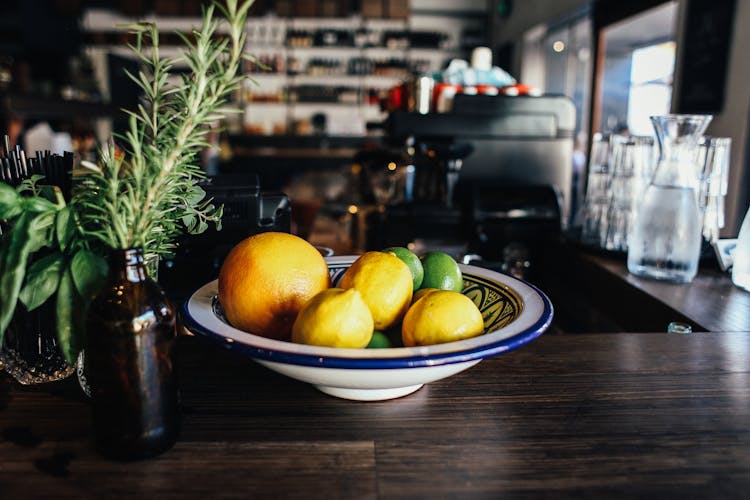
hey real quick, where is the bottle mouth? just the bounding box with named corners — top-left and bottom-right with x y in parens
top-left (650, 114), bottom-right (713, 141)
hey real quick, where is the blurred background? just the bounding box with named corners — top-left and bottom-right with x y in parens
top-left (0, 0), bottom-right (747, 256)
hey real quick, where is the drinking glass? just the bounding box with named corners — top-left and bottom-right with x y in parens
top-left (696, 137), bottom-right (731, 244)
top-left (603, 135), bottom-right (654, 251)
top-left (580, 133), bottom-right (611, 246)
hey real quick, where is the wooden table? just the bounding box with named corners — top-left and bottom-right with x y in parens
top-left (2, 330), bottom-right (749, 498)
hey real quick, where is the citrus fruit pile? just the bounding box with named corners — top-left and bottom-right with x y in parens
top-left (218, 232), bottom-right (485, 348)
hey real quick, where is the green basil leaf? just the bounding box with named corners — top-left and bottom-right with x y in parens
top-left (71, 249), bottom-right (108, 300)
top-left (21, 196), bottom-right (57, 214)
top-left (27, 211), bottom-right (56, 254)
top-left (24, 174), bottom-right (46, 186)
top-left (56, 206), bottom-right (75, 250)
top-left (0, 183), bottom-right (22, 220)
top-left (0, 213), bottom-right (35, 339)
top-left (0, 230), bottom-right (11, 322)
top-left (19, 253), bottom-right (64, 311)
top-left (56, 266), bottom-right (81, 365)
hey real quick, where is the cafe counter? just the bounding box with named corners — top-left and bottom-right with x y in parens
top-left (1, 245), bottom-right (749, 498)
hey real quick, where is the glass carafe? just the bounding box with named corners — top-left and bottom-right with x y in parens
top-left (732, 206), bottom-right (750, 292)
top-left (627, 114), bottom-right (712, 283)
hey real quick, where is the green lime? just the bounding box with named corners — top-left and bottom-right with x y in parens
top-left (366, 331), bottom-right (393, 348)
top-left (383, 246), bottom-right (424, 291)
top-left (420, 251), bottom-right (463, 292)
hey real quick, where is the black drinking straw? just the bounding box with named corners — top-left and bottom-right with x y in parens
top-left (0, 135), bottom-right (73, 194)
top-left (19, 149), bottom-right (28, 178)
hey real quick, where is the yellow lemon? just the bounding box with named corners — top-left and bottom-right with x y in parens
top-left (402, 290), bottom-right (484, 347)
top-left (339, 251), bottom-right (413, 330)
top-left (292, 288), bottom-right (374, 348)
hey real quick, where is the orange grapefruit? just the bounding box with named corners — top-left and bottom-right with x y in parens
top-left (218, 232), bottom-right (330, 340)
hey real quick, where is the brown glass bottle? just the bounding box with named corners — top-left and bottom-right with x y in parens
top-left (85, 248), bottom-right (179, 460)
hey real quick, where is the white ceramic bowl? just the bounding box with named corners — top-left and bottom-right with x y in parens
top-left (183, 255), bottom-right (553, 401)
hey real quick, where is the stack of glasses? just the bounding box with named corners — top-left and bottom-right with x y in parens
top-left (579, 134), bottom-right (656, 251)
top-left (579, 133), bottom-right (730, 252)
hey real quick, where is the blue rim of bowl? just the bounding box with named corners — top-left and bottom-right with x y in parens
top-left (182, 261), bottom-right (553, 369)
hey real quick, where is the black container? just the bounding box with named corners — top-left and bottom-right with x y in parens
top-left (85, 248), bottom-right (179, 461)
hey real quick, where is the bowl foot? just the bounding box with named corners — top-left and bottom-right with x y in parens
top-left (315, 384), bottom-right (424, 401)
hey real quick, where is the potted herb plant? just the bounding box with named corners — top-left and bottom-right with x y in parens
top-left (0, 177), bottom-right (107, 382)
top-left (0, 0), bottom-right (255, 458)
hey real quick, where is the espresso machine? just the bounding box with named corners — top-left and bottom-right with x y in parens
top-left (364, 94), bottom-right (575, 279)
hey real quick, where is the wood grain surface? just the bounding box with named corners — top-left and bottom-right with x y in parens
top-left (2, 331), bottom-right (750, 498)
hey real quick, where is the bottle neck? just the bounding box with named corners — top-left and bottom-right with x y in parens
top-left (650, 114), bottom-right (712, 189)
top-left (653, 139), bottom-right (701, 189)
top-left (658, 136), bottom-right (700, 163)
top-left (110, 248), bottom-right (148, 283)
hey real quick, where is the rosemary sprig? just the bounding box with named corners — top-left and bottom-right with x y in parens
top-left (75, 0), bottom-right (253, 257)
